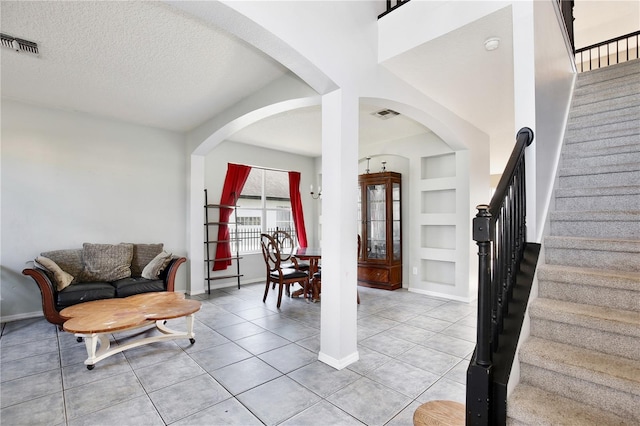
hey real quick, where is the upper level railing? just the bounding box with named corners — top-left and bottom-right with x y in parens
top-left (575, 30), bottom-right (640, 72)
top-left (378, 0), bottom-right (410, 19)
top-left (466, 128), bottom-right (536, 425)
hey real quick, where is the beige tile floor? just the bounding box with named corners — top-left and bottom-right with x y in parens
top-left (0, 283), bottom-right (475, 425)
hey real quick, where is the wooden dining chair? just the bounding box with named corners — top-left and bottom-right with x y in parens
top-left (272, 230), bottom-right (309, 271)
top-left (271, 229), bottom-right (309, 297)
top-left (260, 233), bottom-right (310, 308)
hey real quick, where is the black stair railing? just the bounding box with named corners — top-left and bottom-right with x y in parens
top-left (557, 0), bottom-right (575, 52)
top-left (466, 127), bottom-right (535, 425)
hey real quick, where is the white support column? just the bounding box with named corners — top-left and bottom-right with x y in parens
top-left (318, 88), bottom-right (359, 370)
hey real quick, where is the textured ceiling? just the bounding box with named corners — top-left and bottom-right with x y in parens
top-left (0, 1), bottom-right (288, 132)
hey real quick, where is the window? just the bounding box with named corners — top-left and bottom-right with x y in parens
top-left (232, 168), bottom-right (295, 253)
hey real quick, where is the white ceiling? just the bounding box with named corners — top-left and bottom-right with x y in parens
top-left (2, 1), bottom-right (612, 163)
top-left (0, 1), bottom-right (287, 132)
top-left (1, 1), bottom-right (439, 157)
top-left (381, 6), bottom-right (515, 142)
top-left (229, 104), bottom-right (431, 157)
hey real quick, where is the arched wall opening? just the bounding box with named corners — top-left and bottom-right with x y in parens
top-left (188, 96), bottom-right (322, 296)
top-left (189, 92), bottom-right (487, 304)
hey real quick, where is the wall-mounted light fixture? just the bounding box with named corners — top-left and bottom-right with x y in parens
top-left (310, 185), bottom-right (321, 199)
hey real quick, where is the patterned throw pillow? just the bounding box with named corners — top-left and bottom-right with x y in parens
top-left (40, 249), bottom-right (84, 283)
top-left (35, 256), bottom-right (74, 291)
top-left (82, 243), bottom-right (134, 282)
top-left (128, 243), bottom-right (164, 277)
top-left (141, 251), bottom-right (173, 280)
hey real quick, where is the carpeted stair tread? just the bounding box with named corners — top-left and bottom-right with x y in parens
top-left (554, 185), bottom-right (640, 212)
top-left (529, 298), bottom-right (640, 338)
top-left (575, 59), bottom-right (640, 86)
top-left (563, 134), bottom-right (640, 152)
top-left (544, 235), bottom-right (640, 252)
top-left (507, 384), bottom-right (634, 426)
top-left (570, 93), bottom-right (640, 118)
top-left (537, 270), bottom-right (640, 313)
top-left (567, 108), bottom-right (640, 130)
top-left (550, 210), bottom-right (640, 221)
top-left (543, 236), bottom-right (640, 271)
top-left (519, 337), bottom-right (640, 396)
top-left (562, 143), bottom-right (639, 159)
top-left (555, 185), bottom-right (640, 197)
top-left (562, 153), bottom-right (640, 170)
top-left (557, 163), bottom-right (639, 189)
top-left (575, 85), bottom-right (640, 101)
top-left (574, 60), bottom-right (640, 100)
top-left (537, 264), bottom-right (640, 291)
top-left (565, 119), bottom-right (640, 140)
top-left (564, 127), bottom-right (639, 144)
top-left (558, 162), bottom-right (640, 177)
top-left (549, 210), bottom-right (640, 238)
top-left (574, 68), bottom-right (640, 92)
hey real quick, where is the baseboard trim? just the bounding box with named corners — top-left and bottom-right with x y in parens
top-left (318, 350), bottom-right (359, 370)
top-left (408, 287), bottom-right (475, 303)
top-left (1, 311), bottom-right (43, 323)
top-left (188, 278), bottom-right (263, 296)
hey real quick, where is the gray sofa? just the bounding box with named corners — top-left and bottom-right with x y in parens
top-left (22, 243), bottom-right (186, 327)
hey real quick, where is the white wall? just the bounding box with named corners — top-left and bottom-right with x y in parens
top-left (533, 0), bottom-right (576, 242)
top-left (378, 0), bottom-right (510, 63)
top-left (507, 0), bottom-right (576, 397)
top-left (573, 0), bottom-right (640, 49)
top-left (199, 139), bottom-right (317, 293)
top-left (359, 131), bottom-right (488, 302)
top-left (0, 100), bottom-right (187, 321)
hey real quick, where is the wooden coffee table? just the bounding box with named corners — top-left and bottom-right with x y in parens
top-left (60, 292), bottom-right (201, 370)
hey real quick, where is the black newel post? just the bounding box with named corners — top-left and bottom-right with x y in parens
top-left (474, 205), bottom-right (493, 365)
top-left (467, 205), bottom-right (493, 425)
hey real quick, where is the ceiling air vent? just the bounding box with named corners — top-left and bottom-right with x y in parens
top-left (372, 109), bottom-right (400, 120)
top-left (1, 33), bottom-right (39, 56)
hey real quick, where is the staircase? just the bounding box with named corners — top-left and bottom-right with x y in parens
top-left (507, 59), bottom-right (640, 425)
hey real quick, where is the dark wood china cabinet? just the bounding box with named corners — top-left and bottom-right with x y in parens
top-left (357, 171), bottom-right (402, 290)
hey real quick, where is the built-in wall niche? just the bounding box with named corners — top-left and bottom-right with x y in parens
top-left (421, 189), bottom-right (456, 214)
top-left (421, 225), bottom-right (456, 249)
top-left (421, 259), bottom-right (455, 286)
top-left (421, 153), bottom-right (456, 179)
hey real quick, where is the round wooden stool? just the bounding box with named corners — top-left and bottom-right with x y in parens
top-left (413, 400), bottom-right (465, 426)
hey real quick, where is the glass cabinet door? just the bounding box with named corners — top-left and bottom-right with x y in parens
top-left (392, 182), bottom-right (401, 260)
top-left (366, 183), bottom-right (387, 260)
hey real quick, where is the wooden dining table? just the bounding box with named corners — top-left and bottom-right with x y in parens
top-left (294, 247), bottom-right (321, 301)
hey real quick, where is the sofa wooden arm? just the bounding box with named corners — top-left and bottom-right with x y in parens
top-left (22, 266), bottom-right (67, 327)
top-left (163, 257), bottom-right (186, 292)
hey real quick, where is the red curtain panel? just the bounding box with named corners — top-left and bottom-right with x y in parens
top-left (213, 163), bottom-right (251, 271)
top-left (288, 171), bottom-right (308, 247)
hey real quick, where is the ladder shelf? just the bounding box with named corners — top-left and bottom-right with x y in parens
top-left (204, 189), bottom-right (242, 293)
